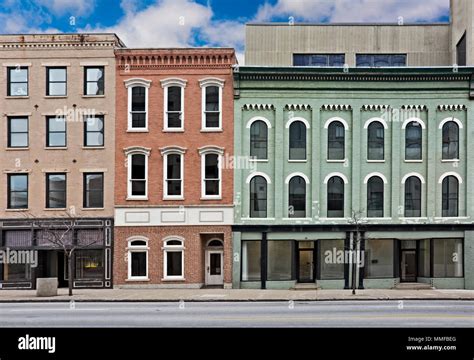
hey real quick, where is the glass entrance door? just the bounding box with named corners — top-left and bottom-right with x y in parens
top-left (298, 241), bottom-right (315, 283)
top-left (401, 250), bottom-right (417, 282)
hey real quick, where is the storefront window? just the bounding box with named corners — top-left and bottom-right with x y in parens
top-left (75, 250), bottom-right (103, 279)
top-left (418, 239), bottom-right (430, 277)
top-left (433, 239), bottom-right (463, 278)
top-left (365, 240), bottom-right (394, 278)
top-left (320, 239), bottom-right (345, 279)
top-left (242, 241), bottom-right (260, 281)
top-left (0, 263), bottom-right (31, 281)
top-left (267, 241), bottom-right (293, 281)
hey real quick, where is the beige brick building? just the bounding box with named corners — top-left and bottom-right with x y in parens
top-left (0, 34), bottom-right (124, 289)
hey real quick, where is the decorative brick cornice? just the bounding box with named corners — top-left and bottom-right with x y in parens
top-left (438, 104), bottom-right (467, 111)
top-left (242, 104), bottom-right (275, 111)
top-left (401, 105), bottom-right (427, 111)
top-left (362, 105), bottom-right (391, 111)
top-left (285, 104), bottom-right (312, 111)
top-left (321, 104), bottom-right (352, 111)
top-left (116, 49), bottom-right (236, 70)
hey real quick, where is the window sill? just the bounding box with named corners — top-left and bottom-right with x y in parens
top-left (163, 197), bottom-right (184, 201)
top-left (82, 95), bottom-right (105, 98)
top-left (126, 278), bottom-right (149, 282)
top-left (288, 159), bottom-right (307, 163)
top-left (200, 129), bottom-right (222, 133)
top-left (201, 196), bottom-right (222, 200)
top-left (326, 159), bottom-right (346, 163)
top-left (163, 129), bottom-right (184, 133)
top-left (5, 208), bottom-right (29, 212)
top-left (404, 160), bottom-right (423, 163)
top-left (249, 159), bottom-right (268, 163)
top-left (441, 159), bottom-right (460, 163)
top-left (81, 207), bottom-right (105, 211)
top-left (82, 146), bottom-right (105, 150)
top-left (126, 197), bottom-right (148, 201)
top-left (367, 160), bottom-right (385, 163)
top-left (5, 96), bottom-right (29, 99)
top-left (44, 208), bottom-right (67, 211)
top-left (5, 147), bottom-right (29, 151)
top-left (44, 147), bottom-right (67, 150)
top-left (161, 277), bottom-right (185, 282)
top-left (127, 129), bottom-right (149, 133)
top-left (44, 95), bottom-right (67, 99)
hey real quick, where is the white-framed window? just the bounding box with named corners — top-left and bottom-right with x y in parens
top-left (125, 78), bottom-right (151, 131)
top-left (161, 78), bottom-right (187, 131)
top-left (127, 238), bottom-right (149, 280)
top-left (199, 146), bottom-right (224, 199)
top-left (125, 147), bottom-right (151, 199)
top-left (163, 237), bottom-right (185, 280)
top-left (199, 78), bottom-right (224, 131)
top-left (160, 146), bottom-right (186, 200)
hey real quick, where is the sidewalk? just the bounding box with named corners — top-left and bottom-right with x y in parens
top-left (0, 288), bottom-right (473, 302)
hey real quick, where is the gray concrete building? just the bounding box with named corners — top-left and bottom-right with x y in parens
top-left (245, 0), bottom-right (472, 67)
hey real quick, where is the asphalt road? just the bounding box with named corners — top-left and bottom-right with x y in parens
top-left (0, 300), bottom-right (472, 327)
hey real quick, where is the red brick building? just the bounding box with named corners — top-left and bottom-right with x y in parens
top-left (114, 49), bottom-right (236, 288)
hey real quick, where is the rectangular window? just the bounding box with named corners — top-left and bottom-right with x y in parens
top-left (203, 153), bottom-right (220, 197)
top-left (418, 239), bottom-right (430, 277)
top-left (204, 86), bottom-right (221, 129)
top-left (83, 173), bottom-right (104, 208)
top-left (1, 263), bottom-right (31, 281)
top-left (267, 241), bottom-right (293, 281)
top-left (433, 239), bottom-right (463, 278)
top-left (129, 154), bottom-right (147, 197)
top-left (320, 240), bottom-right (345, 279)
top-left (165, 86), bottom-right (183, 129)
top-left (7, 174), bottom-right (28, 209)
top-left (7, 67), bottom-right (28, 96)
top-left (84, 66), bottom-right (104, 95)
top-left (84, 116), bottom-right (104, 147)
top-left (356, 54), bottom-right (407, 67)
top-left (130, 86), bottom-right (147, 129)
top-left (75, 250), bottom-right (103, 279)
top-left (7, 117), bottom-right (28, 148)
top-left (46, 116), bottom-right (66, 147)
top-left (293, 54), bottom-right (345, 67)
top-left (46, 67), bottom-right (67, 96)
top-left (456, 32), bottom-right (467, 67)
top-left (131, 252), bottom-right (147, 278)
top-left (46, 173), bottom-right (66, 208)
top-left (242, 241), bottom-right (261, 281)
top-left (165, 153), bottom-right (182, 197)
top-left (166, 251), bottom-right (183, 277)
top-left (365, 239), bottom-right (394, 278)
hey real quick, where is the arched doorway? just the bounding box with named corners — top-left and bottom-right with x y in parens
top-left (205, 239), bottom-right (224, 286)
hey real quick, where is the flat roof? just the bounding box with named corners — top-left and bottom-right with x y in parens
top-left (246, 22), bottom-right (450, 27)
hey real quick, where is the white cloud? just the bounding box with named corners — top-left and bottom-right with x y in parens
top-left (255, 0), bottom-right (449, 23)
top-left (35, 0), bottom-right (96, 15)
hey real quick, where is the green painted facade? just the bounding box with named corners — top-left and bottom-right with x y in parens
top-left (232, 67), bottom-right (474, 290)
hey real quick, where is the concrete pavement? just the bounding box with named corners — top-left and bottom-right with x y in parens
top-left (0, 288), bottom-right (473, 302)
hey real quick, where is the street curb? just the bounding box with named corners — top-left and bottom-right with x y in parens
top-left (0, 297), bottom-right (473, 303)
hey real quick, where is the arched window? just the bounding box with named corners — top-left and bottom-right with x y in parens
top-left (289, 121), bottom-right (306, 160)
top-left (288, 176), bottom-right (306, 218)
top-left (127, 238), bottom-right (148, 280)
top-left (442, 176), bottom-right (459, 217)
top-left (367, 176), bottom-right (384, 217)
top-left (327, 176), bottom-right (344, 217)
top-left (328, 121), bottom-right (345, 160)
top-left (163, 238), bottom-right (185, 279)
top-left (405, 176), bottom-right (421, 217)
top-left (125, 78), bottom-right (151, 131)
top-left (250, 176), bottom-right (267, 218)
top-left (250, 121), bottom-right (268, 159)
top-left (405, 122), bottom-right (422, 160)
top-left (367, 122), bottom-right (384, 160)
top-left (128, 153), bottom-right (147, 198)
top-left (442, 122), bottom-right (459, 160)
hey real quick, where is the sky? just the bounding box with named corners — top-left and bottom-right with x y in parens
top-left (0, 0), bottom-right (451, 63)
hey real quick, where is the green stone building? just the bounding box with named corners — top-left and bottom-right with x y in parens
top-left (232, 67), bottom-right (474, 290)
